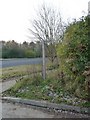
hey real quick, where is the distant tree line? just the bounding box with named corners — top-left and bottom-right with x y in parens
top-left (1, 40), bottom-right (42, 58)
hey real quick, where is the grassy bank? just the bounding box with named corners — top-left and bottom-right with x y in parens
top-left (2, 63), bottom-right (90, 107)
top-left (3, 70), bottom-right (90, 107)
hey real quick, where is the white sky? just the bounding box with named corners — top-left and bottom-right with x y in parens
top-left (0, 0), bottom-right (89, 43)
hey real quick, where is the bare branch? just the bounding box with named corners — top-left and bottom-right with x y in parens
top-left (29, 3), bottom-right (65, 62)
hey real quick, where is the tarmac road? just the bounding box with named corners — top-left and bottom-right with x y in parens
top-left (1, 58), bottom-right (42, 68)
top-left (2, 100), bottom-right (89, 118)
top-left (2, 101), bottom-right (55, 118)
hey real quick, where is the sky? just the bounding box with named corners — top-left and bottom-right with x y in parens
top-left (0, 0), bottom-right (89, 43)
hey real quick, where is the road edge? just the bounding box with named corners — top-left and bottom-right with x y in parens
top-left (2, 97), bottom-right (90, 115)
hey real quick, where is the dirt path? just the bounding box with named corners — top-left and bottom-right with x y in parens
top-left (2, 80), bottom-right (16, 92)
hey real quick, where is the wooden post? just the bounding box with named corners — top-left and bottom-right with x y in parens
top-left (42, 40), bottom-right (46, 80)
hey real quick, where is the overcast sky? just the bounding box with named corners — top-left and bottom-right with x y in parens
top-left (0, 0), bottom-right (89, 43)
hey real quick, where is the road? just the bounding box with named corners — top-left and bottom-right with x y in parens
top-left (1, 58), bottom-right (42, 68)
top-left (2, 101), bottom-right (89, 118)
top-left (2, 101), bottom-right (55, 118)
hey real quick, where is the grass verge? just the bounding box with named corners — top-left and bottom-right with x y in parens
top-left (1, 61), bottom-right (59, 82)
top-left (3, 73), bottom-right (90, 107)
top-left (2, 62), bottom-right (90, 107)
top-left (1, 64), bottom-right (42, 81)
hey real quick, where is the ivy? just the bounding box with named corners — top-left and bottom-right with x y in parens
top-left (57, 15), bottom-right (89, 98)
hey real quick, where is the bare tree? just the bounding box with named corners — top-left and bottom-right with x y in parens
top-left (29, 4), bottom-right (64, 62)
top-left (28, 4), bottom-right (64, 79)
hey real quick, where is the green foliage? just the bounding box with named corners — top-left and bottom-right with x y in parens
top-left (25, 50), bottom-right (36, 58)
top-left (30, 74), bottom-right (42, 86)
top-left (2, 15), bottom-right (90, 107)
top-left (1, 40), bottom-right (42, 58)
top-left (57, 16), bottom-right (89, 98)
top-left (4, 74), bottom-right (88, 106)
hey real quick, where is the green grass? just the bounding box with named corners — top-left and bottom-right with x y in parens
top-left (2, 62), bottom-right (90, 107)
top-left (3, 75), bottom-right (62, 102)
top-left (81, 102), bottom-right (90, 107)
top-left (3, 73), bottom-right (89, 107)
top-left (1, 64), bottom-right (42, 81)
top-left (1, 61), bottom-right (59, 82)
